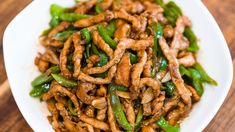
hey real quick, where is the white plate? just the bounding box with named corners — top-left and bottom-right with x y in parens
top-left (3, 0), bottom-right (233, 132)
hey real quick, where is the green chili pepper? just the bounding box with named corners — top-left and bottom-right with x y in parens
top-left (155, 0), bottom-right (164, 7)
top-left (59, 13), bottom-right (90, 22)
top-left (97, 24), bottom-right (117, 49)
top-left (95, 0), bottom-right (103, 14)
top-left (67, 64), bottom-right (74, 71)
top-left (95, 52), bottom-right (109, 67)
top-left (85, 43), bottom-right (91, 59)
top-left (106, 20), bottom-right (116, 37)
top-left (109, 85), bottom-right (133, 131)
top-left (49, 4), bottom-right (66, 27)
top-left (151, 68), bottom-right (157, 78)
top-left (30, 83), bottom-right (50, 97)
top-left (184, 27), bottom-right (199, 52)
top-left (81, 28), bottom-right (91, 44)
top-left (91, 44), bottom-right (100, 55)
top-left (156, 117), bottom-right (180, 132)
top-left (130, 52), bottom-right (138, 64)
top-left (31, 66), bottom-right (60, 87)
top-left (188, 68), bottom-right (204, 96)
top-left (41, 27), bottom-right (53, 36)
top-left (50, 4), bottom-right (67, 17)
top-left (179, 65), bottom-right (191, 77)
top-left (159, 58), bottom-right (168, 71)
top-left (51, 74), bottom-right (77, 88)
top-left (165, 1), bottom-right (182, 16)
top-left (111, 84), bottom-right (129, 91)
top-left (74, 0), bottom-right (80, 3)
top-left (50, 16), bottom-right (61, 27)
top-left (163, 1), bottom-right (182, 26)
top-left (164, 81), bottom-right (175, 97)
top-left (193, 63), bottom-right (217, 85)
top-left (134, 106), bottom-right (143, 130)
top-left (54, 30), bottom-right (76, 41)
top-left (67, 53), bottom-right (74, 63)
top-left (151, 22), bottom-right (163, 57)
top-left (68, 99), bottom-right (78, 116)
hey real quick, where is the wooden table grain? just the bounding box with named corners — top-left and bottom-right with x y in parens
top-left (0, 0), bottom-right (234, 131)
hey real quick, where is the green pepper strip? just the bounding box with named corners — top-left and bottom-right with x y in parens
top-left (109, 85), bottom-right (133, 131)
top-left (179, 65), bottom-right (191, 77)
top-left (81, 28), bottom-right (91, 44)
top-left (85, 43), bottom-right (91, 59)
top-left (68, 99), bottom-right (78, 116)
top-left (151, 22), bottom-right (163, 57)
top-left (156, 117), bottom-right (180, 132)
top-left (50, 16), bottom-right (61, 27)
top-left (134, 106), bottom-right (143, 131)
top-left (95, 0), bottom-right (103, 14)
top-left (159, 58), bottom-right (168, 71)
top-left (59, 13), bottom-right (90, 22)
top-left (188, 68), bottom-right (204, 96)
top-left (30, 83), bottom-right (50, 98)
top-left (184, 27), bottom-right (199, 52)
top-left (163, 1), bottom-right (182, 26)
top-left (194, 63), bottom-right (217, 85)
top-left (165, 1), bottom-right (182, 16)
top-left (31, 66), bottom-right (60, 87)
top-left (97, 24), bottom-right (117, 49)
top-left (54, 30), bottom-right (76, 42)
top-left (130, 52), bottom-right (138, 64)
top-left (106, 20), bottom-right (116, 37)
top-left (151, 68), bottom-right (157, 78)
top-left (112, 84), bottom-right (129, 91)
top-left (41, 27), bottom-right (53, 36)
top-left (164, 81), bottom-right (175, 97)
top-left (155, 0), bottom-right (164, 7)
top-left (51, 74), bottom-right (77, 88)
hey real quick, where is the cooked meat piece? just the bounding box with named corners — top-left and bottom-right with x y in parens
top-left (74, 10), bottom-right (114, 28)
top-left (171, 16), bottom-right (191, 56)
top-left (124, 1), bottom-right (145, 14)
top-left (59, 36), bottom-right (73, 78)
top-left (164, 25), bottom-right (174, 38)
top-left (142, 125), bottom-right (155, 132)
top-left (73, 34), bottom-right (85, 77)
top-left (151, 94), bottom-right (165, 114)
top-left (115, 52), bottom-right (131, 87)
top-left (96, 85), bottom-right (107, 97)
top-left (139, 78), bottom-right (161, 91)
top-left (80, 114), bottom-right (110, 131)
top-left (75, 0), bottom-right (97, 14)
top-left (40, 36), bottom-right (63, 48)
top-left (86, 55), bottom-right (100, 68)
top-left (186, 84), bottom-right (200, 102)
top-left (123, 100), bottom-right (135, 126)
top-left (49, 22), bottom-right (71, 38)
top-left (130, 50), bottom-right (147, 99)
top-left (143, 102), bottom-right (152, 116)
top-left (114, 22), bottom-right (131, 40)
top-left (85, 106), bottom-right (95, 118)
top-left (83, 37), bottom-right (153, 75)
top-left (92, 31), bottom-right (114, 59)
top-left (78, 65), bottom-right (117, 84)
top-left (91, 97), bottom-right (107, 109)
top-left (76, 82), bottom-right (96, 104)
top-left (159, 37), bottom-right (192, 104)
top-left (143, 60), bottom-right (152, 77)
top-left (178, 52), bottom-right (196, 67)
top-left (42, 49), bottom-right (59, 65)
top-left (96, 107), bottom-right (107, 121)
top-left (34, 53), bottom-right (49, 72)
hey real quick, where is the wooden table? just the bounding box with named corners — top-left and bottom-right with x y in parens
top-left (0, 0), bottom-right (234, 131)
